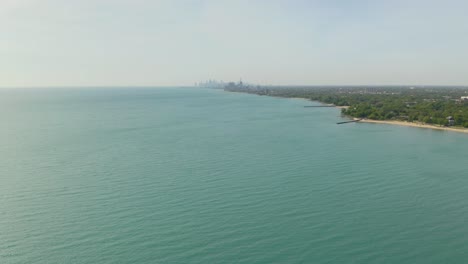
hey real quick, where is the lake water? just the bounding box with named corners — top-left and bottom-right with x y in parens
top-left (1, 87), bottom-right (468, 263)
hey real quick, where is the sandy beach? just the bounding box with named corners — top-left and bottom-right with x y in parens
top-left (359, 119), bottom-right (468, 134)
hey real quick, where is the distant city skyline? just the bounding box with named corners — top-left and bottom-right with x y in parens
top-left (1, 0), bottom-right (468, 87)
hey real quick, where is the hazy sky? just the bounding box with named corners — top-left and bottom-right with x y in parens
top-left (1, 0), bottom-right (468, 87)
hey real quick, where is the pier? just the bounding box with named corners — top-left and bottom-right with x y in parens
top-left (337, 119), bottom-right (362, 125)
top-left (304, 105), bottom-right (335, 108)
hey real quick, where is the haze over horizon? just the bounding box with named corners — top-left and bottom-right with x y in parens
top-left (1, 0), bottom-right (468, 87)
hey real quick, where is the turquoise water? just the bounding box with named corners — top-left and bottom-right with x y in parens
top-left (1, 87), bottom-right (468, 263)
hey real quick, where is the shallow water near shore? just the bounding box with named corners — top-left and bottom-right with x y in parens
top-left (1, 87), bottom-right (468, 263)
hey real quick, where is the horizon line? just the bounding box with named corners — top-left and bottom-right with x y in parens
top-left (1, 84), bottom-right (468, 89)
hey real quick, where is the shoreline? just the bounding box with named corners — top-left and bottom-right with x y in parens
top-left (224, 90), bottom-right (468, 135)
top-left (281, 95), bottom-right (468, 135)
top-left (359, 119), bottom-right (468, 134)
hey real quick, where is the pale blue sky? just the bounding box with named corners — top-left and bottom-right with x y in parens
top-left (1, 0), bottom-right (468, 87)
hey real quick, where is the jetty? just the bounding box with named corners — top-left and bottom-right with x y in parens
top-left (337, 119), bottom-right (362, 125)
top-left (304, 105), bottom-right (335, 108)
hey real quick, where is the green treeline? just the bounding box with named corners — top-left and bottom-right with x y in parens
top-left (224, 85), bottom-right (468, 128)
